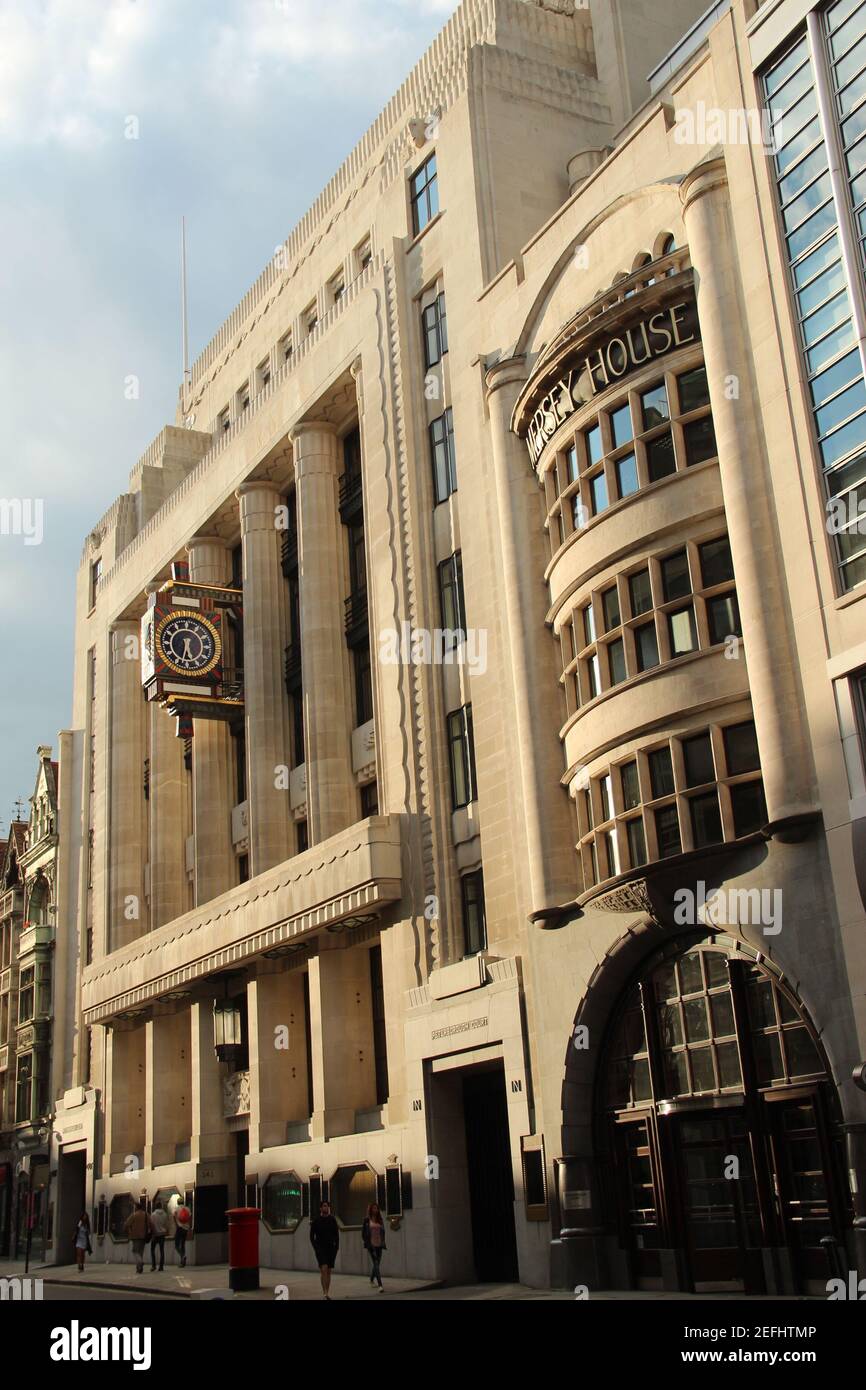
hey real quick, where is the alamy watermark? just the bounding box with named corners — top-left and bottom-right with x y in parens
top-left (378, 622), bottom-right (487, 676)
top-left (673, 878), bottom-right (782, 936)
top-left (0, 498), bottom-right (43, 545)
top-left (673, 101), bottom-right (781, 155)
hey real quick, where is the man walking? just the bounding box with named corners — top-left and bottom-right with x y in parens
top-left (124, 1200), bottom-right (152, 1275)
top-left (174, 1201), bottom-right (192, 1267)
top-left (150, 1199), bottom-right (168, 1271)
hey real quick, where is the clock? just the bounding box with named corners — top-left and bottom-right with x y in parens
top-left (155, 609), bottom-right (222, 677)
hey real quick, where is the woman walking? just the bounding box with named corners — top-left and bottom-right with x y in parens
top-left (362, 1202), bottom-right (386, 1292)
top-left (309, 1200), bottom-right (339, 1299)
top-left (73, 1211), bottom-right (92, 1272)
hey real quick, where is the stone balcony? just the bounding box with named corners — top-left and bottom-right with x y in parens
top-left (81, 814), bottom-right (403, 1025)
top-left (18, 923), bottom-right (55, 958)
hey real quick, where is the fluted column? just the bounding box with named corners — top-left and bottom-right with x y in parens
top-left (486, 359), bottom-right (577, 916)
top-left (148, 672), bottom-right (187, 929)
top-left (236, 481), bottom-right (291, 874)
top-left (680, 160), bottom-right (815, 825)
top-left (109, 619), bottom-right (147, 950)
top-left (187, 536), bottom-right (235, 903)
top-left (291, 422), bottom-right (356, 843)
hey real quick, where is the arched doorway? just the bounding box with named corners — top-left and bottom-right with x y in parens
top-left (596, 933), bottom-right (850, 1293)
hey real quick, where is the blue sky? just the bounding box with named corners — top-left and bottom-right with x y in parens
top-left (0, 0), bottom-right (454, 829)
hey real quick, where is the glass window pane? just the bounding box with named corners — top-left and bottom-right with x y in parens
top-left (621, 761), bottom-right (640, 810)
top-left (636, 621), bottom-right (660, 671)
top-left (711, 992), bottom-right (736, 1037)
top-left (565, 445), bottom-right (578, 482)
top-left (608, 637), bottom-right (627, 685)
top-left (785, 1025), bottom-right (822, 1077)
top-left (665, 1049), bottom-right (691, 1095)
top-left (661, 549), bottom-right (690, 601)
top-left (717, 1040), bottom-right (742, 1088)
top-left (793, 231), bottom-right (841, 290)
top-left (683, 732), bottom-right (714, 787)
top-left (819, 408), bottom-right (866, 467)
top-left (684, 997), bottom-right (710, 1042)
top-left (668, 605), bottom-right (698, 655)
top-left (690, 790), bottom-right (723, 848)
top-left (730, 780), bottom-right (767, 836)
top-left (778, 143), bottom-right (828, 206)
top-left (658, 1002), bottom-right (683, 1047)
top-left (616, 452), bottom-right (639, 498)
top-left (801, 287), bottom-right (852, 347)
top-left (723, 721), bottom-right (760, 774)
top-left (690, 1047), bottom-right (715, 1092)
top-left (629, 569), bottom-right (653, 615)
top-left (753, 1030), bottom-right (785, 1084)
top-left (678, 366), bottom-right (710, 413)
top-left (641, 382), bottom-right (669, 428)
top-left (766, 59), bottom-right (812, 123)
top-left (649, 746), bottom-right (674, 798)
top-left (590, 471), bottom-right (609, 515)
top-left (782, 170), bottom-right (832, 235)
top-left (809, 346), bottom-right (862, 407)
top-left (815, 379), bottom-right (866, 437)
top-left (699, 536), bottom-right (734, 587)
top-left (684, 416), bottom-right (718, 466)
top-left (679, 952), bottom-right (704, 995)
top-left (764, 39), bottom-right (808, 98)
top-left (646, 431), bottom-right (676, 481)
top-left (602, 586), bottom-right (621, 631)
top-left (585, 423), bottom-right (602, 466)
top-left (611, 403), bottom-right (633, 447)
top-left (705, 953), bottom-right (728, 989)
top-left (583, 602), bottom-right (596, 645)
top-left (627, 816), bottom-right (647, 867)
top-left (707, 593), bottom-right (741, 644)
top-left (787, 200), bottom-right (838, 261)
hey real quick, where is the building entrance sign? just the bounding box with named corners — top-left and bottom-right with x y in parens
top-left (521, 296), bottom-right (699, 464)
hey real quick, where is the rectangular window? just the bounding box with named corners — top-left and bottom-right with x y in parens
top-left (360, 781), bottom-right (379, 817)
top-left (629, 569), bottom-right (653, 616)
top-left (430, 408), bottom-right (457, 503)
top-left (15, 1053), bottom-right (33, 1124)
top-left (369, 945), bottom-right (389, 1105)
top-left (566, 445), bottom-right (579, 483)
top-left (608, 636), bottom-right (627, 685)
top-left (296, 819), bottom-right (308, 854)
top-left (649, 746), bottom-right (675, 799)
top-left (438, 551), bottom-right (466, 641)
top-left (667, 604), bottom-right (698, 656)
top-left (678, 365), bottom-right (711, 413)
top-left (292, 692), bottom-right (305, 767)
top-left (661, 549), bottom-right (691, 601)
top-left (641, 382), bottom-right (670, 428)
top-left (683, 732), bottom-right (715, 787)
top-left (280, 333), bottom-right (293, 363)
top-left (699, 536), bottom-right (734, 587)
top-left (590, 471), bottom-right (608, 515)
top-left (354, 644), bottom-right (373, 725)
top-left (730, 781), bottom-right (767, 836)
top-left (723, 721), bottom-right (760, 775)
top-left (18, 966), bottom-right (35, 1023)
top-left (422, 292), bottom-right (448, 367)
top-left (604, 828), bottom-right (621, 877)
top-left (655, 805), bottom-right (682, 858)
top-left (411, 154), bottom-right (439, 235)
top-left (584, 423), bottom-right (602, 466)
top-left (599, 773), bottom-right (614, 822)
top-left (601, 586), bottom-right (621, 631)
top-left (684, 416), bottom-right (718, 466)
top-left (690, 791), bottom-right (723, 848)
top-left (635, 620), bottom-right (660, 671)
top-left (447, 704), bottom-right (476, 809)
top-left (646, 431), bottom-right (676, 481)
top-left (583, 602), bottom-right (597, 646)
top-left (258, 356), bottom-right (271, 392)
top-left (611, 402), bottom-right (633, 447)
top-left (620, 760), bottom-right (640, 810)
top-left (461, 869), bottom-right (487, 956)
top-left (89, 558), bottom-right (102, 609)
top-left (627, 816), bottom-right (648, 867)
top-left (615, 451), bottom-right (639, 499)
top-left (707, 593), bottom-right (742, 644)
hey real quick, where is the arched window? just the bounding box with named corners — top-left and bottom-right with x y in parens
top-left (595, 934), bottom-right (848, 1294)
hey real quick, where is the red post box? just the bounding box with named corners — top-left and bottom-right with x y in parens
top-left (226, 1207), bottom-right (261, 1291)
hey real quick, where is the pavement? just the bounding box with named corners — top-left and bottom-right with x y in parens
top-left (0, 1259), bottom-right (820, 1301)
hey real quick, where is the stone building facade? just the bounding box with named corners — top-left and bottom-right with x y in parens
top-left (57, 0), bottom-right (866, 1291)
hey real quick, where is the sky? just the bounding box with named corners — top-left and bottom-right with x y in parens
top-left (0, 0), bottom-right (455, 831)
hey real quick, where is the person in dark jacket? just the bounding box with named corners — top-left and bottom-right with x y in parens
top-left (361, 1202), bottom-right (386, 1291)
top-left (73, 1211), bottom-right (92, 1272)
top-left (309, 1201), bottom-right (339, 1299)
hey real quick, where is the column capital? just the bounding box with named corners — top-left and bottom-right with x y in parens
top-left (187, 533), bottom-right (229, 553)
top-left (236, 478), bottom-right (281, 500)
top-left (679, 156), bottom-right (728, 218)
top-left (485, 353), bottom-right (528, 399)
top-left (109, 616), bottom-right (140, 633)
top-left (288, 419), bottom-right (339, 446)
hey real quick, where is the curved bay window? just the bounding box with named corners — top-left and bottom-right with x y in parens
top-left (575, 718), bottom-right (766, 890)
top-left (544, 362), bottom-right (717, 558)
top-left (597, 936), bottom-right (849, 1293)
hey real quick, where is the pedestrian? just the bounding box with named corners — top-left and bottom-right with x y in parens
top-left (309, 1200), bottom-right (339, 1299)
top-left (149, 1198), bottom-right (168, 1271)
top-left (174, 1201), bottom-right (191, 1267)
top-left (73, 1211), bottom-right (92, 1272)
top-left (124, 1199), bottom-right (152, 1274)
top-left (362, 1202), bottom-right (386, 1292)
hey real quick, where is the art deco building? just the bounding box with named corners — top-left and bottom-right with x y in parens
top-left (54, 0), bottom-right (866, 1292)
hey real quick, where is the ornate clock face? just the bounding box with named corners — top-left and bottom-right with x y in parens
top-left (156, 610), bottom-right (221, 676)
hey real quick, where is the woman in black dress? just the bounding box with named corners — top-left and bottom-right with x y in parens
top-left (309, 1201), bottom-right (339, 1299)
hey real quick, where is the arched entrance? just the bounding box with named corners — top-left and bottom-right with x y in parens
top-left (595, 933), bottom-right (850, 1293)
